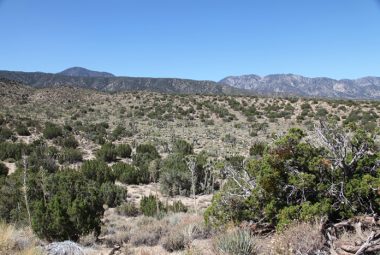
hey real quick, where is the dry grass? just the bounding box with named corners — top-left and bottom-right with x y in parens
top-left (264, 221), bottom-right (326, 255)
top-left (0, 222), bottom-right (41, 255)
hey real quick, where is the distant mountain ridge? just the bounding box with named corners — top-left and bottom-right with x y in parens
top-left (0, 69), bottom-right (246, 95)
top-left (219, 74), bottom-right (380, 99)
top-left (58, 67), bottom-right (115, 78)
top-left (1, 67), bottom-right (380, 99)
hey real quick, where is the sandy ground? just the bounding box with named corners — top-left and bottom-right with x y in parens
top-left (122, 182), bottom-right (213, 211)
top-left (3, 162), bottom-right (16, 175)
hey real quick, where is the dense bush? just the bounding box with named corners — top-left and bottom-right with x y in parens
top-left (0, 142), bottom-right (27, 161)
top-left (31, 169), bottom-right (106, 241)
top-left (81, 160), bottom-right (115, 184)
top-left (100, 182), bottom-right (126, 207)
top-left (111, 125), bottom-right (126, 140)
top-left (43, 122), bottom-right (63, 139)
top-left (205, 127), bottom-right (380, 230)
top-left (96, 143), bottom-right (117, 162)
top-left (249, 142), bottom-right (266, 156)
top-left (167, 200), bottom-right (188, 213)
top-left (140, 195), bottom-right (165, 217)
top-left (112, 162), bottom-right (149, 184)
top-left (27, 145), bottom-right (58, 173)
top-left (116, 144), bottom-right (132, 158)
top-left (0, 127), bottom-right (13, 141)
top-left (58, 148), bottom-right (83, 164)
top-left (0, 162), bottom-right (8, 176)
top-left (159, 154), bottom-right (191, 196)
top-left (133, 143), bottom-right (160, 176)
top-left (15, 124), bottom-right (30, 136)
top-left (173, 139), bottom-right (193, 155)
top-left (160, 152), bottom-right (214, 196)
top-left (0, 171), bottom-right (28, 224)
top-left (61, 136), bottom-right (79, 148)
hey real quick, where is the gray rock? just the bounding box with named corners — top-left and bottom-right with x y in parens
top-left (45, 241), bottom-right (84, 255)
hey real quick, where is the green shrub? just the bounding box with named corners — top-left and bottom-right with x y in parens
top-left (111, 125), bottom-right (126, 140)
top-left (112, 162), bottom-right (148, 184)
top-left (0, 162), bottom-right (8, 176)
top-left (0, 142), bottom-right (26, 161)
top-left (0, 127), bottom-right (13, 141)
top-left (140, 195), bottom-right (165, 217)
top-left (96, 143), bottom-right (117, 162)
top-left (43, 122), bottom-right (63, 139)
top-left (249, 142), bottom-right (266, 156)
top-left (205, 127), bottom-right (380, 229)
top-left (160, 152), bottom-right (213, 196)
top-left (167, 201), bottom-right (188, 213)
top-left (173, 139), bottom-right (193, 155)
top-left (31, 169), bottom-right (106, 241)
top-left (81, 160), bottom-right (115, 184)
top-left (116, 202), bottom-right (140, 217)
top-left (100, 182), bottom-right (126, 207)
top-left (27, 145), bottom-right (58, 173)
top-left (159, 154), bottom-right (191, 196)
top-left (116, 144), bottom-right (132, 158)
top-left (58, 148), bottom-right (83, 164)
top-left (15, 124), bottom-right (30, 136)
top-left (133, 144), bottom-right (160, 178)
top-left (61, 136), bottom-right (79, 148)
top-left (0, 171), bottom-right (28, 223)
top-left (214, 229), bottom-right (257, 255)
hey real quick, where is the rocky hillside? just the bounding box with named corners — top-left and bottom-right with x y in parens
top-left (219, 74), bottom-right (380, 99)
top-left (58, 67), bottom-right (115, 78)
top-left (0, 70), bottom-right (247, 95)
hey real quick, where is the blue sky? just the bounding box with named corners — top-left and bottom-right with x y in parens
top-left (0, 0), bottom-right (379, 80)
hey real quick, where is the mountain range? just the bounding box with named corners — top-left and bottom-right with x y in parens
top-left (1, 67), bottom-right (380, 99)
top-left (220, 74), bottom-right (380, 99)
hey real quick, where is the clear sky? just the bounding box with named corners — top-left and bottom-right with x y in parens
top-left (0, 0), bottom-right (379, 81)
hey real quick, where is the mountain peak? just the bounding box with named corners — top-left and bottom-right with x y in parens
top-left (58, 67), bottom-right (115, 78)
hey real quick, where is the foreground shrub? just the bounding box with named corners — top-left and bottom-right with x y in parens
top-left (159, 154), bottom-right (191, 196)
top-left (140, 195), bottom-right (165, 217)
top-left (173, 139), bottom-right (193, 155)
top-left (27, 145), bottom-right (58, 173)
top-left (31, 170), bottom-right (105, 241)
top-left (205, 126), bottom-right (380, 229)
top-left (160, 152), bottom-right (212, 196)
top-left (249, 141), bottom-right (266, 156)
top-left (43, 122), bottom-right (63, 139)
top-left (133, 143), bottom-right (160, 182)
top-left (161, 229), bottom-right (187, 252)
top-left (0, 162), bottom-right (8, 176)
top-left (96, 143), bottom-right (117, 162)
top-left (214, 229), bottom-right (257, 255)
top-left (81, 160), bottom-right (115, 184)
top-left (0, 142), bottom-right (26, 161)
top-left (100, 182), bottom-right (126, 207)
top-left (58, 148), bottom-right (83, 164)
top-left (112, 162), bottom-right (146, 184)
top-left (15, 124), bottom-right (30, 136)
top-left (61, 136), bottom-right (79, 148)
top-left (0, 127), bottom-right (13, 141)
top-left (116, 144), bottom-right (132, 158)
top-left (167, 201), bottom-right (188, 213)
